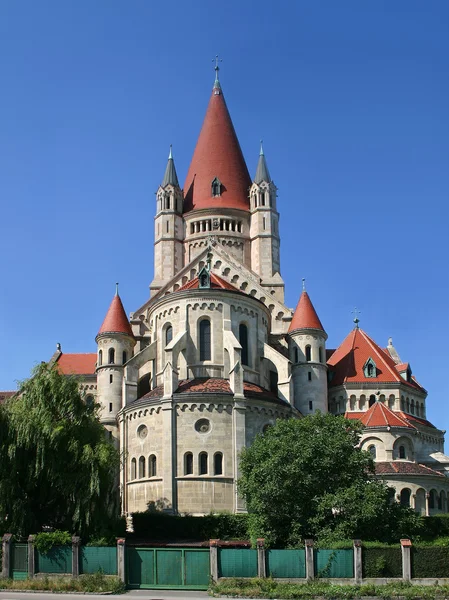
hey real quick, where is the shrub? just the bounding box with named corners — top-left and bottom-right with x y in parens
top-left (412, 546), bottom-right (449, 578)
top-left (362, 545), bottom-right (402, 578)
top-left (34, 530), bottom-right (72, 554)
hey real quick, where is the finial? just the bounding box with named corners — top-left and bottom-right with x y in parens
top-left (351, 307), bottom-right (361, 329)
top-left (56, 342), bottom-right (61, 352)
top-left (302, 278), bottom-right (306, 291)
top-left (213, 54), bottom-right (222, 88)
top-left (115, 282), bottom-right (119, 296)
top-left (388, 337), bottom-right (393, 346)
top-left (168, 144), bottom-right (173, 160)
top-left (260, 139), bottom-right (264, 156)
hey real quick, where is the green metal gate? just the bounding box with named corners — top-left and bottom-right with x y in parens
top-left (11, 543), bottom-right (28, 580)
top-left (126, 547), bottom-right (209, 589)
top-left (315, 549), bottom-right (354, 578)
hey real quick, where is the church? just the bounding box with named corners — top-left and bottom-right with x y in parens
top-left (7, 65), bottom-right (449, 517)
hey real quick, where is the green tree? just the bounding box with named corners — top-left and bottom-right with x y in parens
top-left (238, 413), bottom-right (420, 546)
top-left (0, 363), bottom-right (119, 537)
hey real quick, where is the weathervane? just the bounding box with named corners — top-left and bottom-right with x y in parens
top-left (302, 278), bottom-right (306, 291)
top-left (213, 54), bottom-right (222, 85)
top-left (351, 307), bottom-right (361, 328)
top-left (115, 282), bottom-right (119, 296)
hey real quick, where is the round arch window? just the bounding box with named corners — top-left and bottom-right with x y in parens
top-left (195, 419), bottom-right (211, 434)
top-left (137, 425), bottom-right (148, 439)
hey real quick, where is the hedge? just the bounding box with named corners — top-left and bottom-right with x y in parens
top-left (419, 515), bottom-right (449, 540)
top-left (412, 546), bottom-right (449, 578)
top-left (362, 545), bottom-right (402, 578)
top-left (130, 512), bottom-right (249, 541)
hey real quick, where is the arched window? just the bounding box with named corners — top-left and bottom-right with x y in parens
top-left (369, 394), bottom-right (376, 407)
top-left (411, 399), bottom-right (415, 415)
top-left (165, 325), bottom-right (173, 347)
top-left (368, 445), bottom-right (377, 459)
top-left (367, 363), bottom-right (374, 376)
top-left (429, 490), bottom-right (437, 510)
top-left (108, 347), bottom-right (115, 364)
top-left (85, 395), bottom-right (94, 407)
top-left (199, 452), bottom-right (208, 475)
top-left (294, 347), bottom-right (299, 363)
top-left (122, 351), bottom-right (127, 365)
top-left (98, 350), bottom-right (103, 366)
top-left (406, 398), bottom-right (410, 413)
top-left (319, 347), bottom-right (323, 363)
top-left (199, 320), bottom-right (211, 361)
top-left (400, 396), bottom-right (405, 411)
top-left (239, 324), bottom-right (249, 366)
top-left (214, 452), bottom-right (223, 475)
top-left (421, 402), bottom-right (425, 417)
top-left (305, 345), bottom-right (311, 362)
top-left (149, 455), bottom-right (157, 477)
top-left (400, 488), bottom-right (411, 507)
top-left (184, 452), bottom-right (193, 475)
top-left (138, 456), bottom-right (145, 479)
top-left (399, 445), bottom-right (406, 459)
top-left (130, 458), bottom-right (136, 481)
top-left (415, 403), bottom-right (420, 417)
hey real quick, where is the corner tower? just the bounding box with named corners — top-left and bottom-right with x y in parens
top-left (250, 143), bottom-right (284, 302)
top-left (150, 148), bottom-right (185, 296)
top-left (96, 286), bottom-right (136, 442)
top-left (288, 283), bottom-right (328, 414)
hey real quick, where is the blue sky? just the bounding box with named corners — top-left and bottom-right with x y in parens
top-left (0, 1), bottom-right (448, 441)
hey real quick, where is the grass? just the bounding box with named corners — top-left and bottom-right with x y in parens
top-left (0, 572), bottom-right (125, 594)
top-left (210, 577), bottom-right (449, 598)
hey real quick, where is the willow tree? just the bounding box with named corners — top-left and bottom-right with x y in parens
top-left (0, 363), bottom-right (119, 536)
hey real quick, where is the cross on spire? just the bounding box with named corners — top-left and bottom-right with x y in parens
top-left (351, 307), bottom-right (361, 328)
top-left (302, 278), bottom-right (306, 291)
top-left (115, 282), bottom-right (119, 296)
top-left (213, 54), bottom-right (222, 88)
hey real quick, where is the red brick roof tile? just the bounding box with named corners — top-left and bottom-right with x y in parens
top-left (56, 353), bottom-right (97, 375)
top-left (0, 391), bottom-right (15, 403)
top-left (97, 294), bottom-right (133, 338)
top-left (327, 328), bottom-right (424, 391)
top-left (375, 461), bottom-right (444, 477)
top-left (288, 291), bottom-right (325, 333)
top-left (183, 84), bottom-right (251, 213)
top-left (178, 273), bottom-right (237, 292)
top-left (344, 402), bottom-right (414, 429)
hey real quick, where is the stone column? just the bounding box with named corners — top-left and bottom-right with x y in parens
top-left (257, 539), bottom-right (266, 578)
top-left (232, 399), bottom-right (247, 513)
top-left (400, 539), bottom-right (412, 582)
top-left (161, 397), bottom-right (176, 513)
top-left (353, 539), bottom-right (362, 584)
top-left (411, 494), bottom-right (416, 510)
top-left (117, 538), bottom-right (126, 583)
top-left (71, 536), bottom-right (81, 577)
top-left (425, 492), bottom-right (430, 516)
top-left (1, 534), bottom-right (12, 579)
top-left (27, 535), bottom-right (35, 578)
top-left (209, 540), bottom-right (219, 582)
top-left (305, 539), bottom-right (314, 581)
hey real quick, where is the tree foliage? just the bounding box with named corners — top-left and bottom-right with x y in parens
top-left (238, 413), bottom-right (421, 546)
top-left (0, 363), bottom-right (119, 537)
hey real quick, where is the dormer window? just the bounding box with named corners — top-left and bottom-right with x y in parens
top-left (211, 177), bottom-right (222, 197)
top-left (364, 357), bottom-right (377, 378)
top-left (198, 266), bottom-right (210, 289)
top-left (406, 365), bottom-right (412, 383)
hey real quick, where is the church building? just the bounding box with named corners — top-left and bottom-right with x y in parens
top-left (3, 65), bottom-right (448, 517)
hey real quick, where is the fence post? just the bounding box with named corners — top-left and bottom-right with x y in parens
top-left (400, 539), bottom-right (412, 582)
top-left (353, 539), bottom-right (362, 584)
top-left (71, 536), bottom-right (80, 577)
top-left (1, 534), bottom-right (12, 578)
top-left (305, 539), bottom-right (314, 581)
top-left (209, 539), bottom-right (219, 582)
top-left (27, 535), bottom-right (35, 578)
top-left (117, 538), bottom-right (126, 583)
top-left (257, 538), bottom-right (266, 578)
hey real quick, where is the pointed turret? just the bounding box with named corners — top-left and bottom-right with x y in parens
top-left (161, 145), bottom-right (179, 188)
top-left (288, 290), bottom-right (325, 334)
top-left (254, 141), bottom-right (271, 184)
top-left (183, 72), bottom-right (251, 213)
top-left (97, 286), bottom-right (133, 338)
top-left (288, 283), bottom-right (328, 415)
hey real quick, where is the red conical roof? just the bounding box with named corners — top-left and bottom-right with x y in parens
top-left (288, 291), bottom-right (325, 333)
top-left (183, 83), bottom-right (251, 213)
top-left (97, 294), bottom-right (133, 337)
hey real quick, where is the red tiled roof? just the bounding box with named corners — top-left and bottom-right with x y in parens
top-left (178, 273), bottom-right (237, 292)
top-left (138, 378), bottom-right (281, 404)
top-left (397, 412), bottom-right (436, 429)
top-left (345, 402), bottom-right (414, 429)
top-left (327, 328), bottom-right (424, 391)
top-left (288, 291), bottom-right (325, 333)
top-left (395, 362), bottom-right (409, 372)
top-left (0, 391), bottom-right (15, 403)
top-left (56, 353), bottom-right (97, 375)
top-left (183, 84), bottom-right (251, 213)
top-left (97, 294), bottom-right (133, 337)
top-left (375, 461), bottom-right (444, 477)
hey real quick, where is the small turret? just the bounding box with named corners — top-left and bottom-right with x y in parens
top-left (150, 147), bottom-right (185, 296)
top-left (249, 142), bottom-right (284, 302)
top-left (96, 285), bottom-right (136, 442)
top-left (288, 281), bottom-right (328, 414)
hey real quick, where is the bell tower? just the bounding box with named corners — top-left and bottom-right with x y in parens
top-left (150, 147), bottom-right (185, 297)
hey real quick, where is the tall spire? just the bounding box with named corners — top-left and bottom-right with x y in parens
top-left (254, 140), bottom-right (271, 184)
top-left (97, 288), bottom-right (133, 338)
top-left (289, 290), bottom-right (325, 333)
top-left (183, 69), bottom-right (251, 213)
top-left (161, 145), bottom-right (179, 187)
